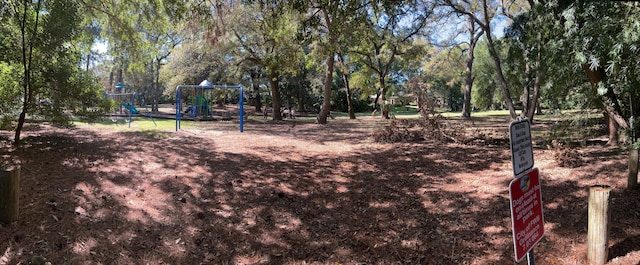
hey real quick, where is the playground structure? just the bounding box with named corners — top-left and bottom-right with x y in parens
top-left (175, 80), bottom-right (244, 132)
top-left (107, 93), bottom-right (140, 114)
top-left (105, 84), bottom-right (156, 128)
top-left (105, 92), bottom-right (138, 127)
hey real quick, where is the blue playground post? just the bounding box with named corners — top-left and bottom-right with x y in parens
top-left (128, 92), bottom-right (134, 128)
top-left (239, 85), bottom-right (244, 132)
top-left (176, 88), bottom-right (181, 131)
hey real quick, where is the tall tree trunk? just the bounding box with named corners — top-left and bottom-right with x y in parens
top-left (109, 71), bottom-right (114, 92)
top-left (526, 34), bottom-right (543, 122)
top-left (153, 60), bottom-right (161, 112)
top-left (268, 71), bottom-right (282, 120)
top-left (14, 0), bottom-right (42, 146)
top-left (86, 53), bottom-right (91, 71)
top-left (605, 111), bottom-right (619, 146)
top-left (318, 54), bottom-right (335, 124)
top-left (521, 48), bottom-right (531, 118)
top-left (536, 102), bottom-right (543, 115)
top-left (373, 92), bottom-right (381, 114)
top-left (344, 74), bottom-right (356, 119)
top-left (379, 75), bottom-right (390, 119)
top-left (462, 16), bottom-right (482, 119)
top-left (14, 111), bottom-right (27, 146)
top-left (117, 68), bottom-right (123, 85)
top-left (338, 53), bottom-right (355, 119)
top-left (250, 70), bottom-right (262, 112)
top-left (486, 38), bottom-right (516, 119)
top-left (378, 49), bottom-right (396, 119)
top-left (462, 50), bottom-right (474, 118)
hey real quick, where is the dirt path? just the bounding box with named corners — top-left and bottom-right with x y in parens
top-left (1, 118), bottom-right (639, 265)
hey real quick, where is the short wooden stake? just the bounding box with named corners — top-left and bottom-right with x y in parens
top-left (587, 185), bottom-right (611, 265)
top-left (628, 148), bottom-right (638, 189)
top-left (0, 166), bottom-right (20, 224)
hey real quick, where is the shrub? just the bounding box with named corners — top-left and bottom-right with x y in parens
top-left (547, 140), bottom-right (583, 167)
top-left (372, 92), bottom-right (473, 144)
top-left (372, 119), bottom-right (423, 143)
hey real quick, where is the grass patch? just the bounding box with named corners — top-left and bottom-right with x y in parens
top-left (66, 109), bottom-right (608, 148)
top-left (331, 105), bottom-right (421, 119)
top-left (73, 116), bottom-right (193, 131)
top-left (440, 109), bottom-right (512, 118)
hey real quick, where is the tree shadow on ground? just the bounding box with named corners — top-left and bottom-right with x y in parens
top-left (0, 121), bottom-right (638, 264)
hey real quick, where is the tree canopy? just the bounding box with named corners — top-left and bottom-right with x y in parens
top-left (1, 0), bottom-right (639, 145)
top-left (0, 0), bottom-right (107, 145)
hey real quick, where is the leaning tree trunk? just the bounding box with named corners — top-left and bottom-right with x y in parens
top-left (583, 64), bottom-right (628, 146)
top-left (485, 33), bottom-right (517, 120)
top-left (372, 92), bottom-right (381, 114)
top-left (344, 73), bottom-right (356, 119)
top-left (14, 68), bottom-right (34, 146)
top-left (480, 5), bottom-right (517, 120)
top-left (14, 111), bottom-right (26, 146)
top-left (605, 111), bottom-right (619, 146)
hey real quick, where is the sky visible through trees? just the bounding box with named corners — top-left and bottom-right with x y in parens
top-left (0, 0), bottom-right (639, 145)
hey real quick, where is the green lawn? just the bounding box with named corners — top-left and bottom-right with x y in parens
top-left (331, 106), bottom-right (512, 119)
top-left (70, 108), bottom-right (607, 147)
top-left (73, 117), bottom-right (191, 131)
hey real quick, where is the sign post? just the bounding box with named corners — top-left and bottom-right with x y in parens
top-left (508, 118), bottom-right (544, 264)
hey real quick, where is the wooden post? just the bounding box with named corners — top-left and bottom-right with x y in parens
top-left (0, 166), bottom-right (20, 224)
top-left (587, 185), bottom-right (611, 265)
top-left (629, 148), bottom-right (638, 189)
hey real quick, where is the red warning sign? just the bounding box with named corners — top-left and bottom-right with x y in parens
top-left (509, 168), bottom-right (544, 262)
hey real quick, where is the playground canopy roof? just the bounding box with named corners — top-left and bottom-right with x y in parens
top-left (176, 80), bottom-right (243, 90)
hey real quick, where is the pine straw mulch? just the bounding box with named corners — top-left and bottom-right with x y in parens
top-left (0, 117), bottom-right (639, 265)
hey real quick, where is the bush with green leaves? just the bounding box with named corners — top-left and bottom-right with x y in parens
top-left (331, 90), bottom-right (370, 113)
top-left (0, 63), bottom-right (21, 129)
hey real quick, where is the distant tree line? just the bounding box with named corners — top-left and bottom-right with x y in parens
top-left (1, 0), bottom-right (638, 145)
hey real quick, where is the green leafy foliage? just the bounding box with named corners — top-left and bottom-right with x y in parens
top-left (331, 90), bottom-right (370, 113)
top-left (0, 0), bottom-right (109, 143)
top-left (557, 1), bottom-right (640, 143)
top-left (349, 1), bottom-right (432, 119)
top-left (470, 42), bottom-right (499, 110)
top-left (0, 63), bottom-right (21, 129)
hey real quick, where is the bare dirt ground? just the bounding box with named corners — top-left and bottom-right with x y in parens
top-left (1, 116), bottom-right (639, 265)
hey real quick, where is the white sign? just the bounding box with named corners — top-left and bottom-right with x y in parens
top-left (509, 119), bottom-right (534, 176)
